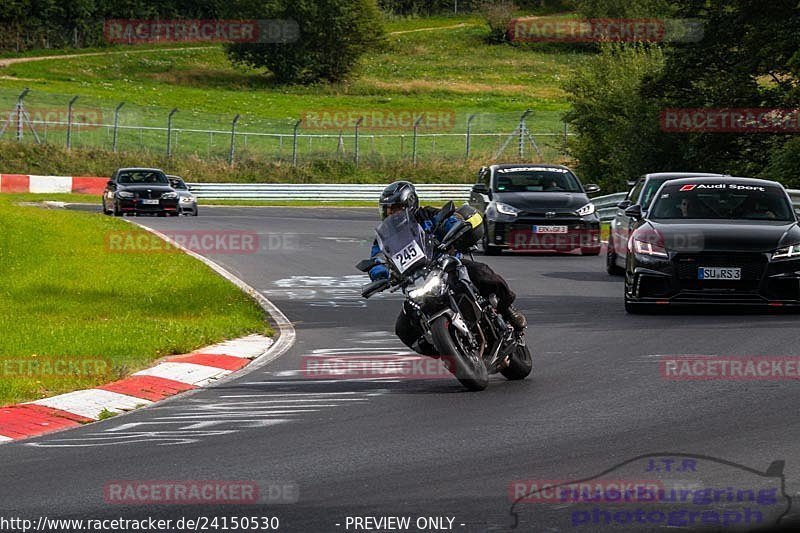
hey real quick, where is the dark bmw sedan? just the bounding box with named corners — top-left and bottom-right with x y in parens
top-left (102, 168), bottom-right (179, 216)
top-left (623, 177), bottom-right (800, 313)
top-left (469, 164), bottom-right (602, 255)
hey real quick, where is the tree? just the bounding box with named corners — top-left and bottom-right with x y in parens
top-left (563, 44), bottom-right (667, 191)
top-left (226, 0), bottom-right (384, 84)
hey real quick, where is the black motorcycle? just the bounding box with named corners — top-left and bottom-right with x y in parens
top-left (356, 203), bottom-right (532, 391)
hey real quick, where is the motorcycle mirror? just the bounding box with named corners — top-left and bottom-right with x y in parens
top-left (355, 258), bottom-right (377, 272)
top-left (439, 219), bottom-right (467, 249)
top-left (434, 201), bottom-right (456, 232)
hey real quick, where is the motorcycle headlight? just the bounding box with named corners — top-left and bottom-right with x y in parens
top-left (577, 202), bottom-right (596, 217)
top-left (772, 244), bottom-right (800, 260)
top-left (161, 192), bottom-right (178, 200)
top-left (180, 195), bottom-right (195, 203)
top-left (408, 271), bottom-right (445, 300)
top-left (632, 238), bottom-right (669, 258)
top-left (494, 202), bottom-right (521, 217)
top-left (117, 191), bottom-right (135, 199)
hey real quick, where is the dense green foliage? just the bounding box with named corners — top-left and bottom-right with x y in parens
top-left (225, 0), bottom-right (384, 83)
top-left (564, 0), bottom-right (800, 189)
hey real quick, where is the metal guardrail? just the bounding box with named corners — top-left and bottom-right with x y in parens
top-left (187, 184), bottom-right (800, 222)
top-left (187, 183), bottom-right (474, 202)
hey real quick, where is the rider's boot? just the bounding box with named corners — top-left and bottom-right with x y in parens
top-left (502, 305), bottom-right (527, 333)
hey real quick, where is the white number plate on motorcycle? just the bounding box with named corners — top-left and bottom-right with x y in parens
top-left (392, 241), bottom-right (425, 273)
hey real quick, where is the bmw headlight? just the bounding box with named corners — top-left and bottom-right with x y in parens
top-left (494, 202), bottom-right (521, 217)
top-left (408, 271), bottom-right (446, 300)
top-left (180, 195), bottom-right (195, 203)
top-left (577, 202), bottom-right (596, 217)
top-left (117, 191), bottom-right (135, 199)
top-left (772, 244), bottom-right (800, 260)
top-left (161, 192), bottom-right (178, 200)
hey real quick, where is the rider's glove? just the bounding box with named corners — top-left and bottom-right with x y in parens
top-left (369, 264), bottom-right (389, 281)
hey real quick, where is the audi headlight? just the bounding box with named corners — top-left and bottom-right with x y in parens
top-left (633, 238), bottom-right (669, 258)
top-left (180, 195), bottom-right (195, 203)
top-left (408, 271), bottom-right (445, 300)
top-left (494, 202), bottom-right (521, 217)
top-left (772, 244), bottom-right (800, 260)
top-left (117, 191), bottom-right (135, 199)
top-left (161, 192), bottom-right (178, 200)
top-left (577, 202), bottom-right (596, 217)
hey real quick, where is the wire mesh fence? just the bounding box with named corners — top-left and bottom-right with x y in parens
top-left (0, 87), bottom-right (573, 166)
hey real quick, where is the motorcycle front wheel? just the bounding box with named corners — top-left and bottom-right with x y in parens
top-left (431, 316), bottom-right (489, 391)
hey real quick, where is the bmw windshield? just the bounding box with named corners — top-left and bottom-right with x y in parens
top-left (649, 182), bottom-right (794, 221)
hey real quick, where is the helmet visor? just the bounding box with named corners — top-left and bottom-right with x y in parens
top-left (380, 203), bottom-right (406, 220)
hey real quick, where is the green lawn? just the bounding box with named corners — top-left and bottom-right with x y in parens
top-left (0, 15), bottom-right (584, 162)
top-left (0, 196), bottom-right (270, 404)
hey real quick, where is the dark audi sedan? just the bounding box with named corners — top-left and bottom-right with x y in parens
top-left (469, 164), bottom-right (602, 255)
top-left (102, 168), bottom-right (179, 216)
top-left (623, 177), bottom-right (800, 313)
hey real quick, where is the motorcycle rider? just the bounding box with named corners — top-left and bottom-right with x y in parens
top-left (368, 181), bottom-right (527, 355)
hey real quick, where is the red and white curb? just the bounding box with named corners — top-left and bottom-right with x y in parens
top-left (0, 174), bottom-right (107, 195)
top-left (0, 221), bottom-right (296, 443)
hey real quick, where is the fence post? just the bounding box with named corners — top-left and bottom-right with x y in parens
top-left (354, 116), bottom-right (364, 167)
top-left (412, 116), bottom-right (423, 166)
top-left (292, 119), bottom-right (302, 166)
top-left (112, 102), bottom-right (125, 152)
top-left (166, 108), bottom-right (178, 157)
top-left (16, 88), bottom-right (30, 142)
top-left (518, 109), bottom-right (532, 159)
top-left (465, 113), bottom-right (476, 160)
top-left (228, 114), bottom-right (240, 165)
top-left (66, 96), bottom-right (78, 150)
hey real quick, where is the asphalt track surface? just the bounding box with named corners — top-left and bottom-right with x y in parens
top-left (2, 206), bottom-right (800, 532)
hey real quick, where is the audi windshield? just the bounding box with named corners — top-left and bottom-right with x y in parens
top-left (649, 182), bottom-right (794, 221)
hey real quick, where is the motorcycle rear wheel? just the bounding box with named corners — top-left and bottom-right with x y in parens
top-left (501, 342), bottom-right (533, 381)
top-left (431, 316), bottom-right (488, 391)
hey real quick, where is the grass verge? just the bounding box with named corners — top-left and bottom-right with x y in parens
top-left (0, 196), bottom-right (270, 405)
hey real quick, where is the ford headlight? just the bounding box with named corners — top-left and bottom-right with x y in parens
top-left (772, 244), bottom-right (800, 260)
top-left (161, 192), bottom-right (178, 200)
top-left (577, 202), bottom-right (596, 217)
top-left (117, 191), bottom-right (135, 199)
top-left (409, 271), bottom-right (446, 300)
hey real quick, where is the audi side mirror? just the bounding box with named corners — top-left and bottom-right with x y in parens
top-left (624, 204), bottom-right (643, 220)
top-left (584, 184), bottom-right (601, 195)
top-left (616, 200), bottom-right (632, 210)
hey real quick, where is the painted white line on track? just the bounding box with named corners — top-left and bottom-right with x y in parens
top-left (30, 389), bottom-right (152, 420)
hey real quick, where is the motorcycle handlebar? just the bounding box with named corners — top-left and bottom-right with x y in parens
top-left (361, 278), bottom-right (391, 299)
